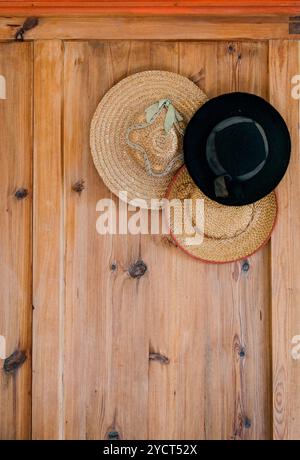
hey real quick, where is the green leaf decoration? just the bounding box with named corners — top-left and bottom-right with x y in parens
top-left (175, 110), bottom-right (183, 122)
top-left (158, 99), bottom-right (168, 109)
top-left (144, 99), bottom-right (182, 132)
top-left (145, 102), bottom-right (159, 123)
top-left (164, 104), bottom-right (176, 133)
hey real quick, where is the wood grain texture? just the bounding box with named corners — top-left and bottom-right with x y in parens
top-left (0, 42), bottom-right (32, 440)
top-left (32, 40), bottom-right (64, 440)
top-left (61, 40), bottom-right (272, 440)
top-left (0, 16), bottom-right (293, 41)
top-left (148, 40), bottom-right (271, 440)
top-left (63, 41), bottom-right (153, 440)
top-left (0, 33), bottom-right (296, 440)
top-left (0, 0), bottom-right (299, 16)
top-left (270, 40), bottom-right (300, 440)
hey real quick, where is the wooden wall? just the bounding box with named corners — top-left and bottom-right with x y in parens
top-left (0, 42), bottom-right (32, 439)
top-left (0, 17), bottom-right (300, 440)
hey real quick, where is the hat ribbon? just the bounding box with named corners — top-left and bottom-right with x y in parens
top-left (206, 116), bottom-right (269, 198)
top-left (126, 99), bottom-right (184, 178)
top-left (145, 99), bottom-right (183, 133)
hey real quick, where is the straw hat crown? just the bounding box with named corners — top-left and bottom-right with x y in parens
top-left (90, 70), bottom-right (208, 208)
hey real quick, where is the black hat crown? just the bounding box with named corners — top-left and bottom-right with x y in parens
top-left (184, 92), bottom-right (291, 206)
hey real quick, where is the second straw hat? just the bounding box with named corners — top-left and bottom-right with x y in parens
top-left (166, 166), bottom-right (277, 264)
top-left (90, 71), bottom-right (208, 208)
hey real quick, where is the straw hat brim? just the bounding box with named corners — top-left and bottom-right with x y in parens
top-left (90, 71), bottom-right (208, 209)
top-left (166, 166), bottom-right (277, 264)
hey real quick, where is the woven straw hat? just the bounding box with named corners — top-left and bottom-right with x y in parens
top-left (166, 166), bottom-right (277, 263)
top-left (90, 71), bottom-right (208, 208)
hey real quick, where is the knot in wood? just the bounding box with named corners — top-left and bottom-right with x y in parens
top-left (72, 180), bottom-right (85, 194)
top-left (15, 188), bottom-right (28, 200)
top-left (227, 43), bottom-right (236, 54)
top-left (3, 350), bottom-right (26, 374)
top-left (149, 352), bottom-right (170, 365)
top-left (128, 260), bottom-right (147, 279)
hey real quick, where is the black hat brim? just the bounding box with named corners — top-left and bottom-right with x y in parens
top-left (184, 92), bottom-right (291, 206)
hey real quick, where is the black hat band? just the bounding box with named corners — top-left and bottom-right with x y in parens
top-left (206, 116), bottom-right (269, 198)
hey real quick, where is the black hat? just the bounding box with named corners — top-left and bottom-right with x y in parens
top-left (184, 92), bottom-right (291, 206)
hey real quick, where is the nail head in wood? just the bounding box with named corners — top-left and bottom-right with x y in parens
top-left (241, 260), bottom-right (250, 272)
top-left (15, 188), bottom-right (28, 200)
top-left (107, 430), bottom-right (120, 440)
top-left (110, 262), bottom-right (117, 272)
top-left (238, 346), bottom-right (246, 358)
top-left (244, 417), bottom-right (251, 429)
top-left (3, 350), bottom-right (27, 374)
top-left (128, 260), bottom-right (147, 279)
top-left (15, 28), bottom-right (24, 41)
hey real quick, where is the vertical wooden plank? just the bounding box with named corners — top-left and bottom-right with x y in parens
top-left (147, 41), bottom-right (208, 440)
top-left (63, 41), bottom-right (153, 440)
top-left (0, 42), bottom-right (32, 440)
top-left (216, 41), bottom-right (272, 440)
top-left (270, 40), bottom-right (300, 440)
top-left (32, 40), bottom-right (64, 440)
top-left (63, 42), bottom-right (89, 440)
top-left (147, 41), bottom-right (271, 440)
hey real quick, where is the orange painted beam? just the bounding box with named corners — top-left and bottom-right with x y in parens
top-left (0, 1), bottom-right (299, 16)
